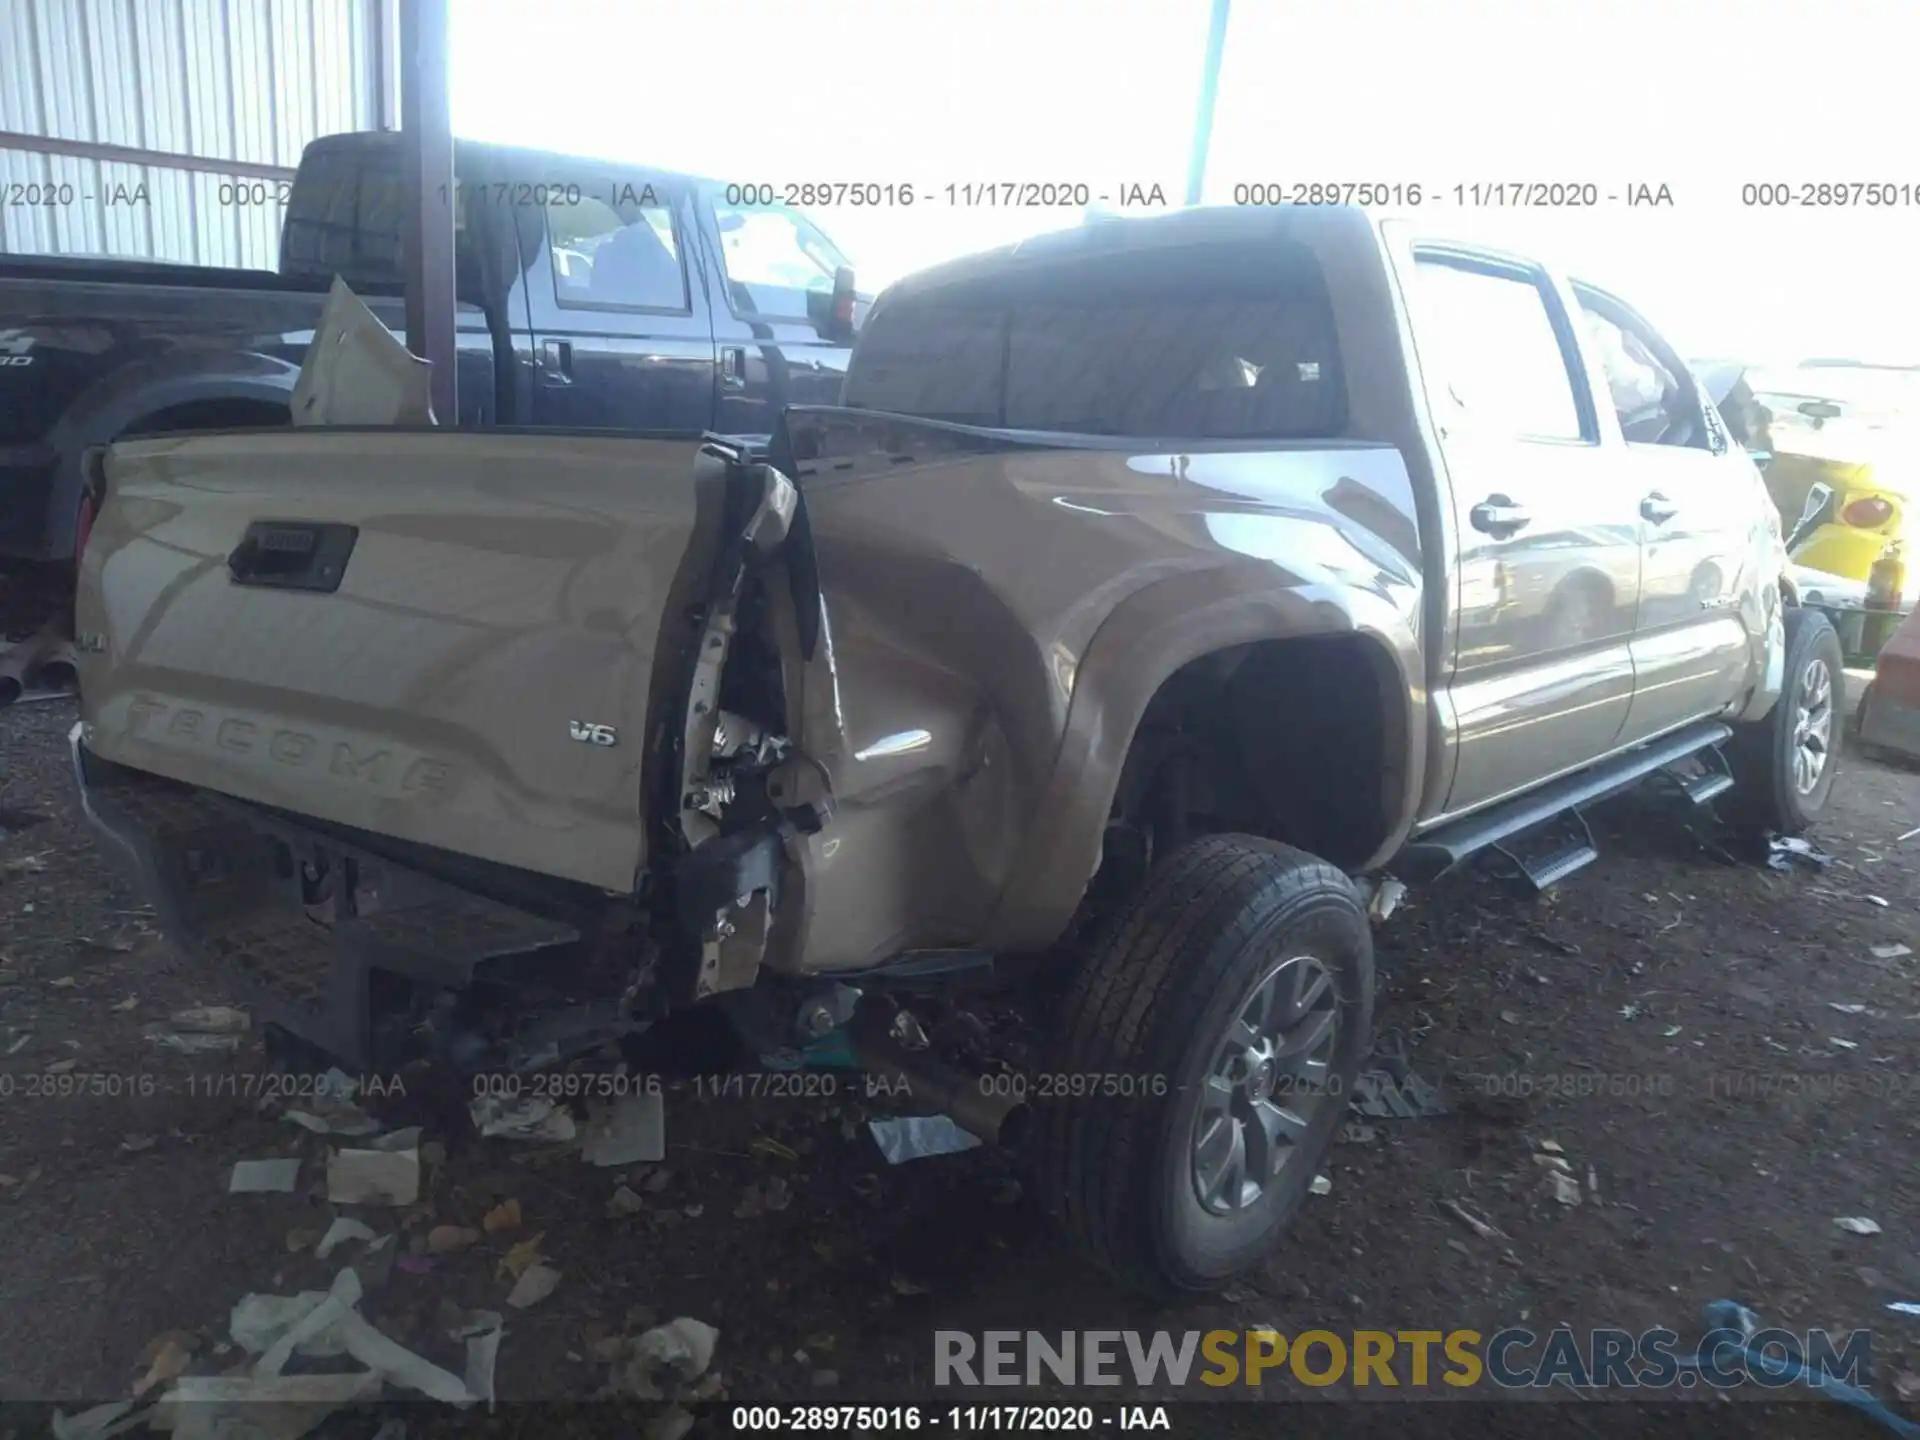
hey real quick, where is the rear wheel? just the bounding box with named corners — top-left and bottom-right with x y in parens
top-left (1728, 606), bottom-right (1844, 833)
top-left (1030, 834), bottom-right (1372, 1294)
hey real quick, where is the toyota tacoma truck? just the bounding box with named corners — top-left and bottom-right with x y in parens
top-left (69, 205), bottom-right (1839, 1294)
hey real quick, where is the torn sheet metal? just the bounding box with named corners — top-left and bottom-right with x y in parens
top-left (291, 277), bottom-right (436, 427)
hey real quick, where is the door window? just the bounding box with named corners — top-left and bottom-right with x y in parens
top-left (1413, 259), bottom-right (1588, 442)
top-left (1576, 301), bottom-right (1709, 449)
top-left (709, 203), bottom-right (846, 321)
top-left (547, 193), bottom-right (687, 313)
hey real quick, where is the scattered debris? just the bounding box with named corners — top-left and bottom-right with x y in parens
top-left (133, 1334), bottom-right (195, 1397)
top-left (0, 850), bottom-right (49, 875)
top-left (1339, 1122), bottom-right (1379, 1144)
top-left (734, 1176), bottom-right (793, 1219)
top-left (1533, 1152), bottom-right (1573, 1174)
top-left (615, 1318), bottom-right (719, 1401)
top-left (1310, 1174), bottom-right (1333, 1196)
top-left (497, 1234), bottom-right (547, 1280)
top-left (1663, 1024), bottom-right (1684, 1037)
top-left (316, 1217), bottom-right (378, 1259)
top-left (1767, 834), bottom-right (1834, 872)
top-left (1866, 895), bottom-right (1890, 908)
top-left (1367, 877), bottom-right (1408, 923)
top-left (45, 1057), bottom-right (76, 1074)
top-left (231, 1290), bottom-right (346, 1359)
top-left (606, 1186), bottom-right (645, 1218)
top-left (1499, 1010), bottom-right (1519, 1025)
top-left (580, 1091), bottom-right (666, 1167)
top-left (482, 1198), bottom-right (522, 1234)
top-left (1547, 1171), bottom-right (1582, 1206)
top-left (1620, 1003), bottom-right (1643, 1020)
top-left (1348, 1060), bottom-right (1447, 1119)
top-left (154, 1372), bottom-right (381, 1440)
top-left (427, 1225), bottom-right (481, 1254)
top-left (1871, 943), bottom-right (1913, 961)
top-left (1835, 1216), bottom-right (1883, 1236)
top-left (868, 1115), bottom-right (981, 1163)
top-left (326, 1143), bottom-right (420, 1206)
top-left (283, 1097), bottom-right (382, 1138)
top-left (447, 1308), bottom-right (504, 1410)
top-left (470, 1093), bottom-right (576, 1143)
top-left (49, 1399), bottom-right (153, 1440)
top-left (1831, 1037), bottom-right (1860, 1050)
top-left (1830, 1003), bottom-right (1872, 1015)
top-left (890, 1272), bottom-right (931, 1296)
top-left (1443, 1199), bottom-right (1510, 1242)
top-left (506, 1264), bottom-right (562, 1309)
top-left (1894, 1372), bottom-right (1920, 1403)
top-left (750, 1134), bottom-right (799, 1163)
top-left (228, 1158), bottom-right (301, 1194)
top-left (1537, 1139), bottom-right (1564, 1154)
top-left (1898, 825), bottom-right (1920, 843)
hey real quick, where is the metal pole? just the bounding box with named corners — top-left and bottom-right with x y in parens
top-left (1184, 0), bottom-right (1231, 206)
top-left (400, 0), bottom-right (457, 423)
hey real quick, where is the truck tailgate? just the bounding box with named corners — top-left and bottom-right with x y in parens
top-left (75, 428), bottom-right (715, 893)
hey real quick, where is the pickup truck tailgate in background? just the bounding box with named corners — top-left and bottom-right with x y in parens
top-left (75, 428), bottom-right (714, 893)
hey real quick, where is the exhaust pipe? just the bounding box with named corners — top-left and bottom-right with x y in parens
top-left (0, 628), bottom-right (55, 710)
top-left (847, 1005), bottom-right (1030, 1148)
top-left (31, 638), bottom-right (76, 695)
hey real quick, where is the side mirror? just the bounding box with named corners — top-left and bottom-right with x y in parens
top-left (804, 267), bottom-right (858, 342)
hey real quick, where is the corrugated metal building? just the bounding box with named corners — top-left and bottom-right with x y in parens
top-left (0, 0), bottom-right (397, 267)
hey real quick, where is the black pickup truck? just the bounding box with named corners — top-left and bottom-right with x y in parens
top-left (0, 131), bottom-right (864, 566)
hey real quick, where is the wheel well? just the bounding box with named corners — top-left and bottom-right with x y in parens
top-left (119, 396), bottom-right (290, 439)
top-left (1101, 635), bottom-right (1403, 882)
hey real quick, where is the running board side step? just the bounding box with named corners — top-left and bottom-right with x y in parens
top-left (1395, 720), bottom-right (1734, 884)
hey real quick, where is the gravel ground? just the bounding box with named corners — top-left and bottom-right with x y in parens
top-left (2, 693), bottom-right (1917, 1435)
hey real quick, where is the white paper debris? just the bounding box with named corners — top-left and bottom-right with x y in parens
top-left (153, 1371), bottom-right (381, 1440)
top-left (1309, 1173), bottom-right (1333, 1195)
top-left (448, 1309), bottom-right (504, 1411)
top-left (326, 1145), bottom-right (419, 1205)
top-left (868, 1115), bottom-right (981, 1163)
top-left (231, 1292), bottom-right (347, 1359)
top-left (255, 1270), bottom-right (363, 1375)
top-left (1888, 1302), bottom-right (1920, 1317)
top-left (506, 1263), bottom-right (562, 1309)
top-left (469, 1093), bottom-right (577, 1142)
top-left (315, 1216), bottom-right (378, 1259)
top-left (619, 1318), bottom-right (719, 1401)
top-left (581, 1092), bottom-right (666, 1167)
top-left (146, 1027), bottom-right (243, 1055)
top-left (1549, 1171), bottom-right (1583, 1206)
top-left (50, 1400), bottom-right (154, 1440)
top-left (1871, 943), bottom-right (1913, 960)
top-left (1367, 877), bottom-right (1408, 923)
top-left (283, 1099), bottom-right (381, 1138)
top-left (1829, 1003), bottom-right (1870, 1015)
top-left (1834, 1216), bottom-right (1882, 1235)
top-left (228, 1158), bottom-right (301, 1194)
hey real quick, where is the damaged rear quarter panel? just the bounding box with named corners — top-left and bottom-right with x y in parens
top-left (774, 411), bottom-right (1425, 970)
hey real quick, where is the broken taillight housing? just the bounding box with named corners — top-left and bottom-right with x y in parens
top-left (1842, 495), bottom-right (1896, 528)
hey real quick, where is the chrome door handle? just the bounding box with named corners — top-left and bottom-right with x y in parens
top-left (1469, 496), bottom-right (1531, 536)
top-left (539, 339), bottom-right (572, 384)
top-left (1640, 492), bottom-right (1679, 524)
top-left (721, 346), bottom-right (747, 392)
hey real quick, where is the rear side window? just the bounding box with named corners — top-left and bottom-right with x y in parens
top-left (280, 139), bottom-right (407, 287)
top-left (547, 192), bottom-right (687, 312)
top-left (844, 240), bottom-right (1346, 439)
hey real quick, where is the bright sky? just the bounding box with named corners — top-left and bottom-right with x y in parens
top-left (451, 0), bottom-right (1920, 365)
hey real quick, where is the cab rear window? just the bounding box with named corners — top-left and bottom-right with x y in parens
top-left (843, 238), bottom-right (1346, 440)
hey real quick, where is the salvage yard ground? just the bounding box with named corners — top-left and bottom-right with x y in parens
top-left (2, 694), bottom-right (1918, 1426)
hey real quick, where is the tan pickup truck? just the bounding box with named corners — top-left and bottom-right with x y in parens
top-left (70, 205), bottom-right (1838, 1294)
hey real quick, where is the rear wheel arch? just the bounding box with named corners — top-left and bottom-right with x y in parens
top-left (986, 596), bottom-right (1421, 953)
